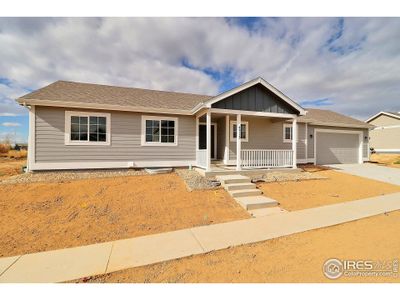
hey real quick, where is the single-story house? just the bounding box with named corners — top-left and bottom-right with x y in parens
top-left (17, 77), bottom-right (372, 172)
top-left (366, 111), bottom-right (400, 153)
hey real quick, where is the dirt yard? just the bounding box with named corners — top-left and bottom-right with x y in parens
top-left (0, 157), bottom-right (26, 179)
top-left (81, 210), bottom-right (400, 283)
top-left (0, 173), bottom-right (249, 257)
top-left (370, 153), bottom-right (400, 168)
top-left (257, 166), bottom-right (400, 211)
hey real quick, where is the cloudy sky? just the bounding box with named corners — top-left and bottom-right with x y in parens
top-left (1, 17), bottom-right (399, 143)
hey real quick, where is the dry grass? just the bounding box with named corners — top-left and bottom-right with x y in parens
top-left (82, 211), bottom-right (400, 283)
top-left (0, 173), bottom-right (249, 257)
top-left (5, 149), bottom-right (27, 159)
top-left (258, 168), bottom-right (400, 211)
top-left (0, 157), bottom-right (26, 179)
top-left (370, 153), bottom-right (400, 168)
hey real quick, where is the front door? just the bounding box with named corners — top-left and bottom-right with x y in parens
top-left (199, 124), bottom-right (216, 159)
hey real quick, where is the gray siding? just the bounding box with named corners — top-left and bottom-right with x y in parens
top-left (228, 117), bottom-right (305, 160)
top-left (307, 126), bottom-right (314, 159)
top-left (212, 84), bottom-right (298, 114)
top-left (35, 106), bottom-right (196, 163)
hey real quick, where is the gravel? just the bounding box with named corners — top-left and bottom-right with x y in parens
top-left (0, 168), bottom-right (148, 185)
top-left (250, 170), bottom-right (327, 183)
top-left (0, 166), bottom-right (326, 187)
top-left (175, 168), bottom-right (221, 191)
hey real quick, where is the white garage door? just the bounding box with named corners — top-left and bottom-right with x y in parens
top-left (316, 131), bottom-right (360, 165)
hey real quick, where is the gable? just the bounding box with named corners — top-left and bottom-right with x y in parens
top-left (211, 83), bottom-right (299, 114)
top-left (369, 114), bottom-right (400, 126)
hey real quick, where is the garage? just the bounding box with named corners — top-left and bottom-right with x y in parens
top-left (315, 130), bottom-right (362, 165)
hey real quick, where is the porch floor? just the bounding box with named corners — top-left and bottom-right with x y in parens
top-left (195, 161), bottom-right (299, 177)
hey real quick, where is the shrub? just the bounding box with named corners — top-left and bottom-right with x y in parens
top-left (0, 144), bottom-right (11, 154)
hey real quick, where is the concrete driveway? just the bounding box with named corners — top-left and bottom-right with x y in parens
top-left (326, 163), bottom-right (400, 186)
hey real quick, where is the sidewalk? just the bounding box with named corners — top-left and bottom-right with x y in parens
top-left (1, 192), bottom-right (400, 283)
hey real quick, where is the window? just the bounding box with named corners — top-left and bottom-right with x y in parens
top-left (65, 111), bottom-right (110, 145)
top-left (142, 116), bottom-right (178, 146)
top-left (230, 121), bottom-right (249, 142)
top-left (283, 124), bottom-right (292, 143)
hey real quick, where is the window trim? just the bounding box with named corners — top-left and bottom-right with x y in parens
top-left (230, 121), bottom-right (249, 142)
top-left (141, 115), bottom-right (178, 146)
top-left (283, 123), bottom-right (293, 143)
top-left (65, 111), bottom-right (111, 146)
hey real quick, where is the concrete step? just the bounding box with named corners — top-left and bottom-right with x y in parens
top-left (235, 195), bottom-right (278, 210)
top-left (224, 182), bottom-right (256, 191)
top-left (216, 174), bottom-right (250, 185)
top-left (229, 189), bottom-right (262, 198)
top-left (249, 206), bottom-right (287, 217)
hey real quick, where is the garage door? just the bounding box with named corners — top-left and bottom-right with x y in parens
top-left (316, 131), bottom-right (360, 164)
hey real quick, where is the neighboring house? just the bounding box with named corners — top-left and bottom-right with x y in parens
top-left (366, 111), bottom-right (400, 153)
top-left (17, 77), bottom-right (372, 172)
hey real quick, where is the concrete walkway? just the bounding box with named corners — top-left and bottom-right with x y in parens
top-left (326, 163), bottom-right (400, 186)
top-left (1, 192), bottom-right (400, 283)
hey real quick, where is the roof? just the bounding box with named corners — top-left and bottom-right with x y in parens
top-left (18, 80), bottom-right (213, 114)
top-left (298, 108), bottom-right (373, 129)
top-left (365, 111), bottom-right (400, 123)
top-left (18, 79), bottom-right (371, 129)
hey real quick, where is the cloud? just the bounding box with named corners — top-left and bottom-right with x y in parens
top-left (300, 98), bottom-right (333, 107)
top-left (2, 122), bottom-right (21, 127)
top-left (0, 113), bottom-right (18, 116)
top-left (0, 17), bottom-right (399, 121)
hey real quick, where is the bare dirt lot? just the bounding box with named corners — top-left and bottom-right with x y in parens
top-left (258, 165), bottom-right (400, 211)
top-left (370, 153), bottom-right (400, 169)
top-left (79, 210), bottom-right (400, 283)
top-left (0, 173), bottom-right (249, 257)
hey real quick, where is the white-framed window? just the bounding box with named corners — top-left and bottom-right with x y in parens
top-left (230, 121), bottom-right (249, 142)
top-left (65, 111), bottom-right (111, 145)
top-left (283, 123), bottom-right (292, 143)
top-left (141, 116), bottom-right (178, 146)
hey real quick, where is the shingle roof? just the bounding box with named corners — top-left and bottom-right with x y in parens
top-left (18, 80), bottom-right (371, 129)
top-left (19, 80), bottom-right (212, 112)
top-left (299, 108), bottom-right (373, 129)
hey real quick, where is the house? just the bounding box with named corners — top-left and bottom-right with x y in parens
top-left (17, 77), bottom-right (372, 172)
top-left (366, 111), bottom-right (400, 153)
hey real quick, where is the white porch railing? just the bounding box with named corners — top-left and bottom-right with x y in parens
top-left (241, 149), bottom-right (293, 168)
top-left (196, 149), bottom-right (207, 168)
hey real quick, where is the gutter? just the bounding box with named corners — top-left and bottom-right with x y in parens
top-left (17, 98), bottom-right (194, 116)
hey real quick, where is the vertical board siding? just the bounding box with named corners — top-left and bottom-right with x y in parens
top-left (35, 106), bottom-right (196, 162)
top-left (212, 84), bottom-right (298, 114)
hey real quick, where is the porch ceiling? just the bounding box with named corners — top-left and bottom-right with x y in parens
top-left (198, 112), bottom-right (293, 122)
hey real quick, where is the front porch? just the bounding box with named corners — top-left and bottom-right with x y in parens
top-left (195, 110), bottom-right (299, 174)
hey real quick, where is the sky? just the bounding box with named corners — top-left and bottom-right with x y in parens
top-left (0, 17), bottom-right (399, 143)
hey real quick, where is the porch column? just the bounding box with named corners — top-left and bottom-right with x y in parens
top-left (236, 114), bottom-right (242, 171)
top-left (195, 115), bottom-right (199, 168)
top-left (292, 118), bottom-right (297, 169)
top-left (206, 110), bottom-right (211, 171)
top-left (224, 115), bottom-right (229, 164)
